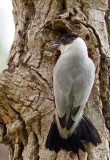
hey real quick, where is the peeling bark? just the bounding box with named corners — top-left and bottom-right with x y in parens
top-left (0, 0), bottom-right (110, 159)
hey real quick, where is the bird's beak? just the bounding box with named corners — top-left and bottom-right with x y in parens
top-left (46, 43), bottom-right (60, 51)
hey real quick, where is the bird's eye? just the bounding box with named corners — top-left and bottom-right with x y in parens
top-left (60, 37), bottom-right (65, 42)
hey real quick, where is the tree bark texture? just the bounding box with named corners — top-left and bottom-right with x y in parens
top-left (0, 0), bottom-right (110, 159)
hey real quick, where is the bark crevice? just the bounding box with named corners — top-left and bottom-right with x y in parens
top-left (0, 0), bottom-right (109, 159)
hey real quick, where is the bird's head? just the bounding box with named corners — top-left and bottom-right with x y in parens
top-left (46, 33), bottom-right (87, 55)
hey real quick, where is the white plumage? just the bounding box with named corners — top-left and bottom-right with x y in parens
top-left (54, 37), bottom-right (95, 139)
top-left (45, 33), bottom-right (101, 154)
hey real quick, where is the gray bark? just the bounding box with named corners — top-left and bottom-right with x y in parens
top-left (0, 0), bottom-right (110, 159)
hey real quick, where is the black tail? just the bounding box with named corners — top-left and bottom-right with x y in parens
top-left (45, 114), bottom-right (101, 154)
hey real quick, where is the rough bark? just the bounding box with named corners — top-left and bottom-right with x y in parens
top-left (0, 0), bottom-right (110, 159)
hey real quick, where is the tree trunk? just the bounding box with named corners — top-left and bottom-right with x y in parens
top-left (0, 0), bottom-right (110, 159)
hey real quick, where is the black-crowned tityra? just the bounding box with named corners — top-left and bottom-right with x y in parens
top-left (45, 33), bottom-right (101, 154)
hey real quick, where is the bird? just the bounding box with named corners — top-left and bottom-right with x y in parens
top-left (45, 33), bottom-right (101, 155)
